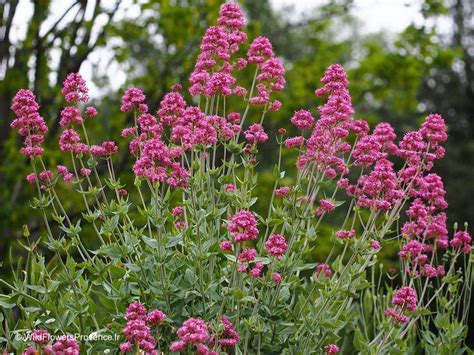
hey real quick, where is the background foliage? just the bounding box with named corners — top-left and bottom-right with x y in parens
top-left (1, 0), bottom-right (473, 345)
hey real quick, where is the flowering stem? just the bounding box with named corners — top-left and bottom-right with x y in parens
top-left (80, 122), bottom-right (107, 202)
top-left (239, 67), bottom-right (259, 131)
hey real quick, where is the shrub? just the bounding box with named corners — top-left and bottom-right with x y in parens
top-left (1, 2), bottom-right (472, 354)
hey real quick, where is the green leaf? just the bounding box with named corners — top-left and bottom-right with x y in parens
top-left (354, 328), bottom-right (368, 351)
top-left (59, 220), bottom-right (82, 238)
top-left (96, 245), bottom-right (124, 260)
top-left (224, 254), bottom-right (236, 263)
top-left (82, 210), bottom-right (100, 223)
top-left (26, 285), bottom-right (45, 293)
top-left (333, 200), bottom-right (345, 207)
top-left (142, 236), bottom-right (158, 249)
top-left (268, 218), bottom-right (284, 226)
top-left (166, 235), bottom-right (183, 248)
top-left (0, 295), bottom-right (15, 309)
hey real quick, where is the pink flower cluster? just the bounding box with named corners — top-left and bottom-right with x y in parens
top-left (172, 206), bottom-right (184, 217)
top-left (189, 2), bottom-right (247, 97)
top-left (420, 113), bottom-right (448, 146)
top-left (224, 211), bottom-right (284, 280)
top-left (325, 344), bottom-right (340, 354)
top-left (236, 248), bottom-right (264, 277)
top-left (315, 199), bottom-right (336, 216)
top-left (398, 240), bottom-right (429, 265)
top-left (169, 318), bottom-right (210, 353)
top-left (399, 173), bottom-right (450, 276)
top-left (248, 36), bottom-right (285, 109)
top-left (157, 91), bottom-right (186, 126)
top-left (85, 106), bottom-right (97, 117)
top-left (171, 107), bottom-right (233, 148)
top-left (284, 136), bottom-right (304, 148)
top-left (373, 122), bottom-right (397, 154)
top-left (219, 240), bottom-right (233, 252)
top-left (352, 135), bottom-right (382, 168)
top-left (450, 231), bottom-right (472, 254)
top-left (218, 2), bottom-right (245, 30)
top-left (120, 302), bottom-right (166, 353)
top-left (334, 111), bottom-right (448, 219)
top-left (370, 239), bottom-right (381, 250)
top-left (59, 106), bottom-right (83, 126)
top-left (59, 128), bottom-right (80, 153)
top-left (247, 36), bottom-right (273, 64)
top-left (244, 123), bottom-right (268, 144)
top-left (385, 286), bottom-right (417, 324)
top-left (62, 72), bottom-right (89, 103)
top-left (90, 141), bottom-right (118, 157)
top-left (27, 169), bottom-right (54, 189)
top-left (209, 317), bottom-right (240, 350)
top-left (23, 329), bottom-right (55, 354)
top-left (121, 87), bottom-right (147, 112)
top-left (119, 90), bottom-right (188, 188)
top-left (238, 247), bottom-right (257, 262)
top-left (24, 333), bottom-right (79, 355)
top-left (57, 165), bottom-right (74, 183)
top-left (353, 159), bottom-right (402, 211)
top-left (315, 263), bottom-right (332, 277)
top-left (125, 89), bottom-right (239, 187)
top-left (57, 73), bottom-right (119, 159)
top-left (208, 114), bottom-right (242, 142)
top-left (291, 109), bottom-right (315, 130)
top-left (224, 183), bottom-right (237, 192)
top-left (422, 264), bottom-right (445, 278)
top-left (265, 234), bottom-right (288, 259)
top-left (170, 316), bottom-right (240, 354)
top-left (335, 229), bottom-right (355, 240)
top-left (132, 137), bottom-right (188, 186)
top-left (272, 272), bottom-right (282, 283)
top-left (275, 186), bottom-right (290, 197)
top-left (384, 307), bottom-right (409, 324)
top-left (165, 95), bottom-right (239, 147)
top-left (392, 287), bottom-right (418, 311)
top-left (51, 335), bottom-right (80, 354)
top-left (31, 329), bottom-right (50, 345)
top-left (147, 309), bottom-right (167, 325)
top-left (297, 64), bottom-right (355, 179)
top-left (397, 114), bottom-right (446, 170)
top-left (227, 210), bottom-right (259, 243)
top-left (248, 262), bottom-right (265, 278)
top-left (10, 89), bottom-right (48, 157)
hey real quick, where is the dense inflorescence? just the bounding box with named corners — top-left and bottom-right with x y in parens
top-left (7, 2), bottom-right (472, 354)
top-left (10, 90), bottom-right (48, 158)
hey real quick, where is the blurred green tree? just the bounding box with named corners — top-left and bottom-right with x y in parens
top-left (0, 0), bottom-right (121, 263)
